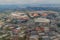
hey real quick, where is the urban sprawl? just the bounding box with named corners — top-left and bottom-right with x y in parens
top-left (0, 11), bottom-right (60, 40)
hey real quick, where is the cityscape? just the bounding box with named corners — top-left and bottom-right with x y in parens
top-left (0, 10), bottom-right (60, 40)
top-left (0, 0), bottom-right (60, 40)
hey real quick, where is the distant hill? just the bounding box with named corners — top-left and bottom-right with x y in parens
top-left (0, 4), bottom-right (60, 12)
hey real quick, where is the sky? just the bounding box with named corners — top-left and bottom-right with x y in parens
top-left (0, 0), bottom-right (60, 5)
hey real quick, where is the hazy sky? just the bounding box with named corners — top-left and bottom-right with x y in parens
top-left (0, 0), bottom-right (60, 4)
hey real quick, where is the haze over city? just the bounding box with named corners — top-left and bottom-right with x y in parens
top-left (0, 0), bottom-right (60, 5)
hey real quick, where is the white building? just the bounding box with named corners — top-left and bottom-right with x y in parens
top-left (34, 18), bottom-right (50, 23)
top-left (11, 12), bottom-right (29, 19)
